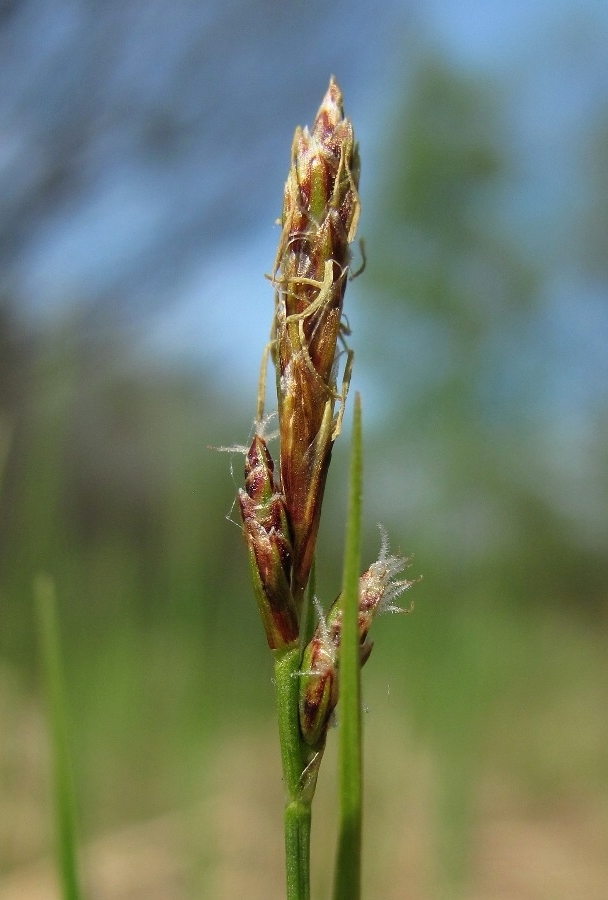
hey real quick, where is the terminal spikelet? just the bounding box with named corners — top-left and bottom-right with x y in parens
top-left (273, 77), bottom-right (361, 607)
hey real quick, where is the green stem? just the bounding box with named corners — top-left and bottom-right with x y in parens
top-left (284, 798), bottom-right (312, 900)
top-left (274, 645), bottom-right (319, 900)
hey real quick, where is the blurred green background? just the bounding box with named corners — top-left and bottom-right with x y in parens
top-left (1, 2), bottom-right (607, 898)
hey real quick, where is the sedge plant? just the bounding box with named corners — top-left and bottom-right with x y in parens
top-left (234, 79), bottom-right (415, 899)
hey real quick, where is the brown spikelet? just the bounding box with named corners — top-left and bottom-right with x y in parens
top-left (273, 77), bottom-right (361, 606)
top-left (298, 534), bottom-right (413, 746)
top-left (238, 434), bottom-right (299, 649)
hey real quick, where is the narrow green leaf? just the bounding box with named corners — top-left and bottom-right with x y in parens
top-left (333, 393), bottom-right (363, 900)
top-left (298, 559), bottom-right (317, 665)
top-left (0, 419), bottom-right (11, 495)
top-left (35, 574), bottom-right (83, 900)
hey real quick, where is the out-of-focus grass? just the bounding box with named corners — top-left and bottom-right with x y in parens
top-left (0, 328), bottom-right (607, 898)
top-left (1, 592), bottom-right (607, 898)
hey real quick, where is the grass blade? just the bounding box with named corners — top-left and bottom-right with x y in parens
top-left (333, 393), bottom-right (363, 900)
top-left (35, 574), bottom-right (83, 900)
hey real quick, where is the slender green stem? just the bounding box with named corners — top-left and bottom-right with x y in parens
top-left (333, 393), bottom-right (364, 900)
top-left (274, 647), bottom-right (306, 798)
top-left (284, 798), bottom-right (312, 900)
top-left (274, 645), bottom-right (315, 900)
top-left (35, 574), bottom-right (83, 900)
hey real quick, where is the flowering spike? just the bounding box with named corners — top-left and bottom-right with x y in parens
top-left (238, 435), bottom-right (299, 649)
top-left (356, 527), bottom-right (416, 632)
top-left (273, 77), bottom-right (361, 606)
top-left (298, 532), bottom-right (414, 746)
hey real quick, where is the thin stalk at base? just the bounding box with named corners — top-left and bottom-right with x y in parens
top-left (274, 645), bottom-right (320, 900)
top-left (284, 798), bottom-right (312, 900)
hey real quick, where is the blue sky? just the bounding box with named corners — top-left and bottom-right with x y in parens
top-left (3, 0), bottom-right (607, 420)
